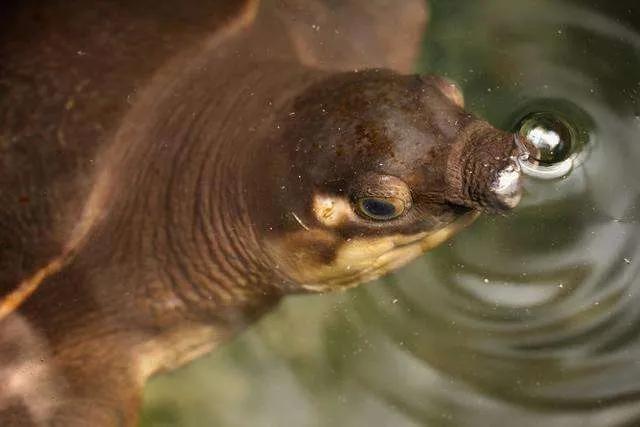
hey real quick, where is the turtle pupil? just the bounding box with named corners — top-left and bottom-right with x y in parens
top-left (361, 198), bottom-right (396, 219)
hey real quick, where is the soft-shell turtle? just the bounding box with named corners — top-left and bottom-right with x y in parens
top-left (0, 0), bottom-right (522, 425)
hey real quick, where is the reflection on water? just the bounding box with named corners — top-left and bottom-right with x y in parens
top-left (142, 1), bottom-right (640, 425)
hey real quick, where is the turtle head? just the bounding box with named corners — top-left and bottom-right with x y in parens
top-left (249, 69), bottom-right (521, 292)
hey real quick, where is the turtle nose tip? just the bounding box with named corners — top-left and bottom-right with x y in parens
top-left (489, 159), bottom-right (523, 211)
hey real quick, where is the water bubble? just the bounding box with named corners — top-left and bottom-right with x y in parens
top-left (518, 112), bottom-right (574, 164)
top-left (514, 111), bottom-right (578, 179)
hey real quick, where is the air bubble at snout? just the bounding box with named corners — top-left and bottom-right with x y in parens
top-left (514, 111), bottom-right (578, 179)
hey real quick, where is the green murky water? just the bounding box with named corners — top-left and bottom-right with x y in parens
top-left (141, 1), bottom-right (640, 425)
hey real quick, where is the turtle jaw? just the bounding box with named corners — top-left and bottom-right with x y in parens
top-left (267, 210), bottom-right (480, 294)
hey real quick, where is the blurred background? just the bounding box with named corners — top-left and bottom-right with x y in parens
top-left (141, 1), bottom-right (640, 425)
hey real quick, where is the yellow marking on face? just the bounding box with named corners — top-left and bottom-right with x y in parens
top-left (312, 194), bottom-right (357, 227)
top-left (269, 211), bottom-right (480, 293)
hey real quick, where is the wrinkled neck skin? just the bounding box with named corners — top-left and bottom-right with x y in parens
top-left (71, 0), bottom-right (430, 335)
top-left (6, 14), bottom-right (345, 400)
top-left (81, 56), bottom-right (325, 331)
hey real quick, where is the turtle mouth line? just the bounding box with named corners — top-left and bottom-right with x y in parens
top-left (304, 210), bottom-right (481, 291)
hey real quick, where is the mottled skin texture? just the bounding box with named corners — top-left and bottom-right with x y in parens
top-left (0, 0), bottom-right (520, 425)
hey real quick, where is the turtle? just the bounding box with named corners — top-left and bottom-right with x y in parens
top-left (0, 0), bottom-right (523, 425)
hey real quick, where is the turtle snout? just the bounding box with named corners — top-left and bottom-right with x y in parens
top-left (444, 123), bottom-right (523, 213)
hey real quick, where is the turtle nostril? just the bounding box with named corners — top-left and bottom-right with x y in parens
top-left (490, 159), bottom-right (522, 210)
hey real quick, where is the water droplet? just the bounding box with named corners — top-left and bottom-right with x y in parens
top-left (515, 111), bottom-right (578, 179)
top-left (518, 112), bottom-right (574, 164)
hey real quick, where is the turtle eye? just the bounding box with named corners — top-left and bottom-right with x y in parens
top-left (357, 197), bottom-right (405, 221)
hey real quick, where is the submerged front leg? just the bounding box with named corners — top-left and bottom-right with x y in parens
top-left (0, 313), bottom-right (143, 427)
